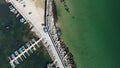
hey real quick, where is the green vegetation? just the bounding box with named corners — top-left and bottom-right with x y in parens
top-left (55, 0), bottom-right (120, 68)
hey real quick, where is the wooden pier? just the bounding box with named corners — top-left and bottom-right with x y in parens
top-left (8, 38), bottom-right (41, 68)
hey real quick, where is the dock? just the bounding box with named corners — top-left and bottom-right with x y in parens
top-left (8, 38), bottom-right (41, 68)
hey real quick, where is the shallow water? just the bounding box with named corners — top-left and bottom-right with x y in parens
top-left (55, 0), bottom-right (120, 68)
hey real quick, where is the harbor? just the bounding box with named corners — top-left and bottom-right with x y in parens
top-left (0, 0), bottom-right (52, 68)
top-left (8, 38), bottom-right (41, 68)
top-left (5, 0), bottom-right (75, 68)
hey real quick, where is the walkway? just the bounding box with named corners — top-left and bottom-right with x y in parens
top-left (7, 0), bottom-right (65, 68)
top-left (8, 38), bottom-right (41, 68)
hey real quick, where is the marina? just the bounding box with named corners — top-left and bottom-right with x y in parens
top-left (0, 0), bottom-right (120, 68)
top-left (8, 38), bottom-right (41, 68)
top-left (9, 5), bottom-right (27, 24)
top-left (0, 0), bottom-right (52, 67)
top-left (6, 0), bottom-right (74, 68)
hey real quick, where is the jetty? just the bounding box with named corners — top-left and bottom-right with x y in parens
top-left (6, 0), bottom-right (73, 68)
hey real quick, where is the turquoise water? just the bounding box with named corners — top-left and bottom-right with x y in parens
top-left (55, 0), bottom-right (120, 68)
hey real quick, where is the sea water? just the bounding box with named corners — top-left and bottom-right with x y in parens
top-left (55, 0), bottom-right (120, 68)
top-left (0, 0), bottom-right (51, 68)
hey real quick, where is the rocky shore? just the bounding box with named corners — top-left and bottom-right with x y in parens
top-left (52, 0), bottom-right (76, 68)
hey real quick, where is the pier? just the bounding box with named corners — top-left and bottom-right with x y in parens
top-left (8, 38), bottom-right (41, 68)
top-left (6, 0), bottom-right (72, 68)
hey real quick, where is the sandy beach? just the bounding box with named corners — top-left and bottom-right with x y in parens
top-left (29, 0), bottom-right (45, 36)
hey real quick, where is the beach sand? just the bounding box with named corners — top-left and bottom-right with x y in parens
top-left (25, 0), bottom-right (45, 36)
top-left (29, 0), bottom-right (44, 8)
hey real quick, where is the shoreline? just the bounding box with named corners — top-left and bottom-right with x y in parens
top-left (54, 0), bottom-right (78, 67)
top-left (0, 1), bottom-right (52, 68)
top-left (29, 0), bottom-right (77, 67)
top-left (33, 0), bottom-right (77, 67)
top-left (5, 0), bottom-right (76, 67)
top-left (52, 0), bottom-right (77, 68)
top-left (4, 0), bottom-right (52, 68)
